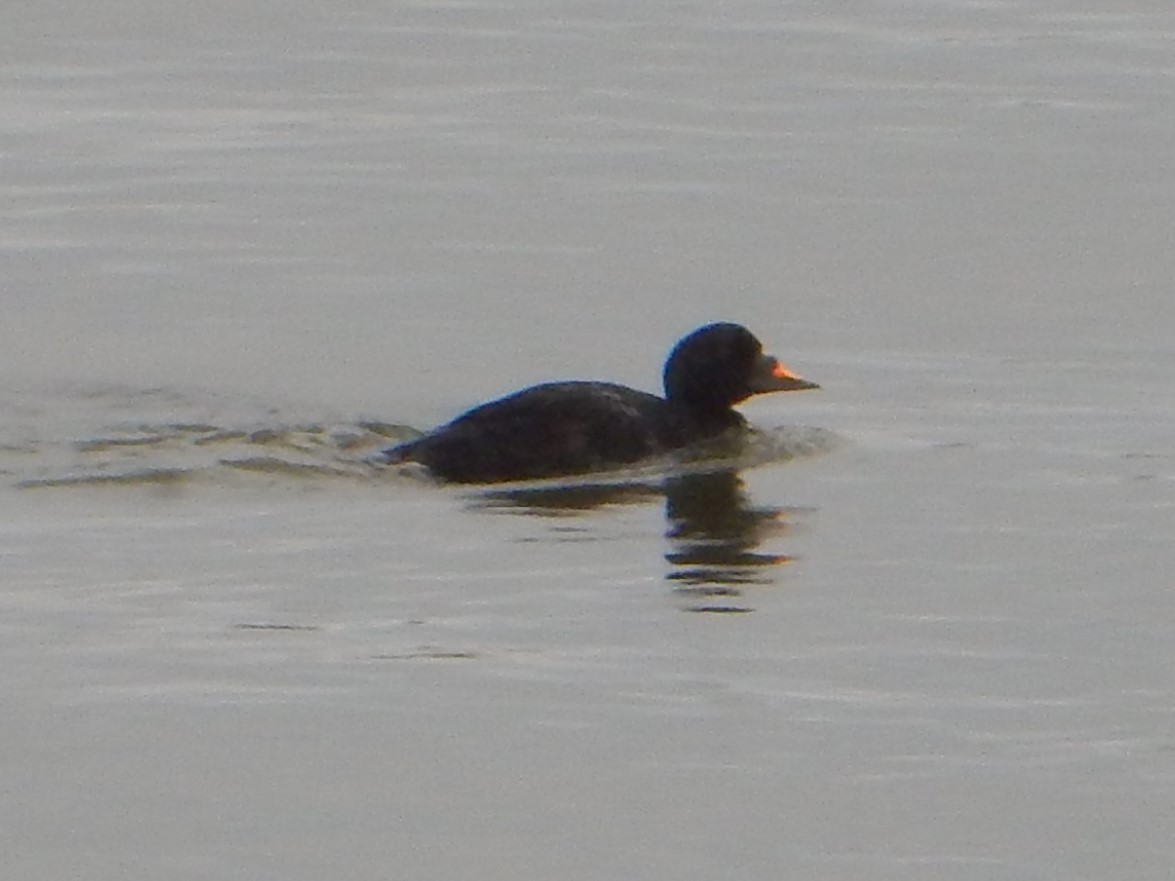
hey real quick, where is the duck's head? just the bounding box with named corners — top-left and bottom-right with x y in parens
top-left (662, 322), bottom-right (818, 414)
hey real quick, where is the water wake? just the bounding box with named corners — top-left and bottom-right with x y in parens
top-left (1, 386), bottom-right (415, 490)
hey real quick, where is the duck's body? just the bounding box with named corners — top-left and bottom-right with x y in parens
top-left (386, 380), bottom-right (734, 484)
top-left (383, 323), bottom-right (817, 484)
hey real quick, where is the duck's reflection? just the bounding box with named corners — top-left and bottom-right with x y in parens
top-left (663, 470), bottom-right (795, 612)
top-left (474, 482), bottom-right (664, 514)
top-left (473, 468), bottom-right (803, 613)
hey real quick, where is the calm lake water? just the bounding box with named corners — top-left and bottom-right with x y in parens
top-left (3, 1), bottom-right (1174, 879)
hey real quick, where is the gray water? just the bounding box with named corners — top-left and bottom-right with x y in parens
top-left (3, 1), bottom-right (1175, 879)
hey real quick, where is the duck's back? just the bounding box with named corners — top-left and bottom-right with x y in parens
top-left (387, 381), bottom-right (690, 483)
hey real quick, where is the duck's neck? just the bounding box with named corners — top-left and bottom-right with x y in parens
top-left (671, 400), bottom-right (746, 436)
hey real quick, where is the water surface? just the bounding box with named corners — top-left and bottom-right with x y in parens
top-left (3, 1), bottom-right (1175, 879)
